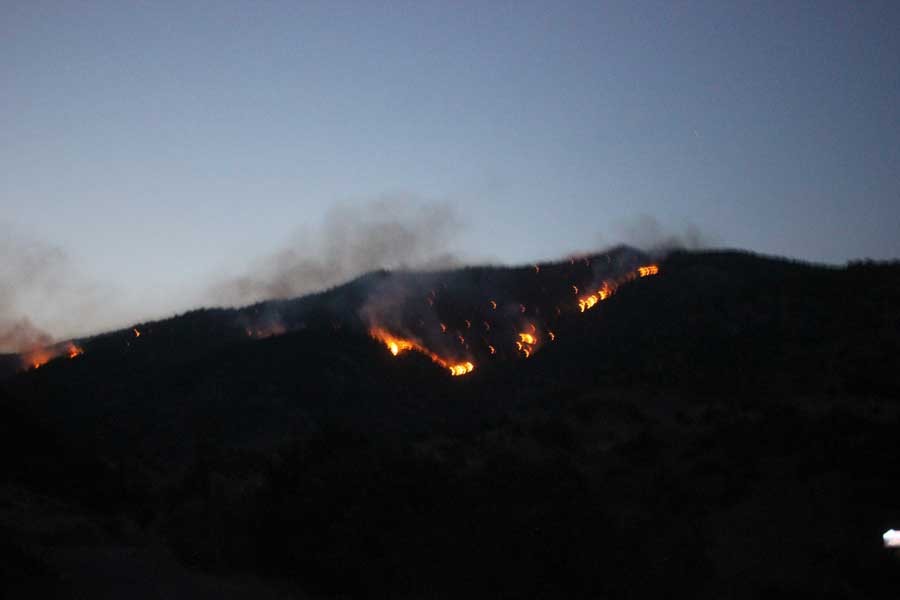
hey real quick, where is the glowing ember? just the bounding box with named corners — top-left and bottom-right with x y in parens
top-left (518, 333), bottom-right (536, 345)
top-left (440, 323), bottom-right (447, 333)
top-left (548, 331), bottom-right (556, 341)
top-left (488, 345), bottom-right (496, 355)
top-left (489, 300), bottom-right (497, 310)
top-left (133, 328), bottom-right (141, 337)
top-left (66, 343), bottom-right (84, 359)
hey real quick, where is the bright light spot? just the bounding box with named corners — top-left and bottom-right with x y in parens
top-left (883, 529), bottom-right (900, 548)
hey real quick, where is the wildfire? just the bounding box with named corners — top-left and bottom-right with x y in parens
top-left (577, 265), bottom-right (659, 313)
top-left (517, 331), bottom-right (537, 358)
top-left (133, 328), bottom-right (141, 337)
top-left (449, 362), bottom-right (475, 376)
top-left (578, 295), bottom-right (599, 312)
top-left (22, 341), bottom-right (84, 370)
top-left (25, 348), bottom-right (53, 370)
top-left (369, 327), bottom-right (475, 376)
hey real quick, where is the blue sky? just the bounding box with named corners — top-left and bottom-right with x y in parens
top-left (2, 1), bottom-right (899, 340)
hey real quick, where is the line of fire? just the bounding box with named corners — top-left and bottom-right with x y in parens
top-left (369, 263), bottom-right (659, 376)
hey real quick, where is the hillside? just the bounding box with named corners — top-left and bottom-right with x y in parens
top-left (2, 248), bottom-right (900, 598)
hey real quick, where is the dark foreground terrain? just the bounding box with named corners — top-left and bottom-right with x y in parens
top-left (2, 248), bottom-right (900, 598)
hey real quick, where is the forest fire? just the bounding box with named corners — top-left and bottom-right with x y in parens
top-left (366, 261), bottom-right (659, 374)
top-left (369, 327), bottom-right (475, 376)
top-left (578, 265), bottom-right (658, 313)
top-left (22, 341), bottom-right (84, 370)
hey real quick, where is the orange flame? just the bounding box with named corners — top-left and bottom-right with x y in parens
top-left (22, 341), bottom-right (83, 370)
top-left (516, 330), bottom-right (538, 358)
top-left (370, 327), bottom-right (475, 376)
top-left (578, 295), bottom-right (599, 312)
top-left (448, 362), bottom-right (475, 376)
top-left (25, 348), bottom-right (54, 370)
top-left (133, 328), bottom-right (141, 337)
top-left (576, 265), bottom-right (658, 313)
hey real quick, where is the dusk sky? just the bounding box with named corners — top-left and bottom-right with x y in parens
top-left (2, 1), bottom-right (899, 342)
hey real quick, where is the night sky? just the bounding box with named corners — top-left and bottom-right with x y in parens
top-left (3, 1), bottom-right (899, 341)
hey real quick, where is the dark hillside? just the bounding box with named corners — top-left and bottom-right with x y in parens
top-left (2, 248), bottom-right (900, 598)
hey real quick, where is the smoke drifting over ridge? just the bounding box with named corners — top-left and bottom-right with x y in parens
top-left (604, 214), bottom-right (717, 257)
top-left (0, 229), bottom-right (66, 352)
top-left (212, 198), bottom-right (464, 306)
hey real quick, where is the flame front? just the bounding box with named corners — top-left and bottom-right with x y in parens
top-left (577, 265), bottom-right (658, 313)
top-left (370, 327), bottom-right (475, 376)
top-left (367, 263), bottom-right (658, 375)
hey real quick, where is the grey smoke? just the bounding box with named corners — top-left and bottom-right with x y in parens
top-left (0, 226), bottom-right (112, 353)
top-left (605, 214), bottom-right (718, 256)
top-left (0, 228), bottom-right (66, 352)
top-left (213, 197), bottom-right (463, 306)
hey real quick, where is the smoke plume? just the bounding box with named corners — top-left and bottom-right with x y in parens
top-left (0, 228), bottom-right (66, 352)
top-left (213, 197), bottom-right (463, 306)
top-left (604, 214), bottom-right (718, 257)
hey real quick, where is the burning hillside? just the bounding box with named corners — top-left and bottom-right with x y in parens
top-left (360, 252), bottom-right (659, 376)
top-left (2, 247), bottom-right (659, 381)
top-left (21, 341), bottom-right (84, 371)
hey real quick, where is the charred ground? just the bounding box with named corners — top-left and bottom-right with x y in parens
top-left (2, 248), bottom-right (900, 598)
